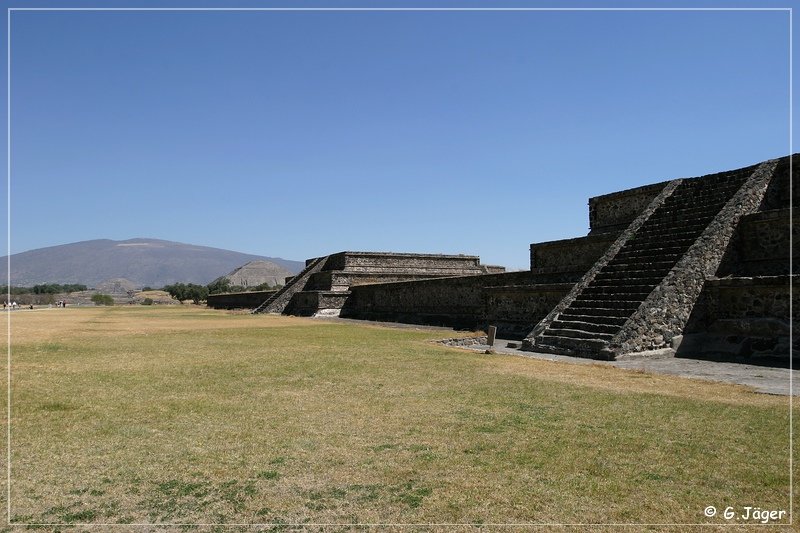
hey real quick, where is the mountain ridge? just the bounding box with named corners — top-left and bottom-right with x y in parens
top-left (1, 238), bottom-right (305, 288)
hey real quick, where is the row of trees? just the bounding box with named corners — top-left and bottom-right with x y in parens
top-left (1, 283), bottom-right (87, 295)
top-left (2, 278), bottom-right (281, 306)
top-left (163, 278), bottom-right (281, 304)
top-left (205, 277), bottom-right (277, 295)
top-left (162, 283), bottom-right (209, 305)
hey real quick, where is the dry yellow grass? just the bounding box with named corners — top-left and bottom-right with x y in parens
top-left (4, 305), bottom-right (317, 344)
top-left (0, 306), bottom-right (795, 530)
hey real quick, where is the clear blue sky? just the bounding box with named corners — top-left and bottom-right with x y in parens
top-left (3, 1), bottom-right (793, 269)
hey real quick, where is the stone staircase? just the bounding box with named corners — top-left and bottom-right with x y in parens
top-left (252, 256), bottom-right (328, 314)
top-left (530, 167), bottom-right (753, 358)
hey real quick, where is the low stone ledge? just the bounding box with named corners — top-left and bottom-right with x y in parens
top-left (436, 335), bottom-right (489, 347)
top-left (207, 290), bottom-right (277, 310)
top-left (529, 233), bottom-right (619, 272)
top-left (588, 181), bottom-right (669, 235)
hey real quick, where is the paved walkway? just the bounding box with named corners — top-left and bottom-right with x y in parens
top-left (476, 338), bottom-right (797, 396)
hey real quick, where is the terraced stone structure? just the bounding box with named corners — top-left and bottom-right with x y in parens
top-left (523, 156), bottom-right (795, 360)
top-left (248, 155), bottom-right (795, 363)
top-left (252, 252), bottom-right (503, 317)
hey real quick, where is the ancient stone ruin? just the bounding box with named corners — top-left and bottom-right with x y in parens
top-left (246, 155), bottom-right (795, 363)
top-left (252, 252), bottom-right (504, 316)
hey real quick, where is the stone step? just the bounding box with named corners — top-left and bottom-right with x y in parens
top-left (664, 198), bottom-right (732, 210)
top-left (647, 208), bottom-right (719, 223)
top-left (544, 327), bottom-right (614, 341)
top-left (669, 187), bottom-right (739, 198)
top-left (647, 202), bottom-right (725, 216)
top-left (570, 294), bottom-right (645, 306)
top-left (614, 248), bottom-right (684, 261)
top-left (593, 271), bottom-right (665, 283)
top-left (616, 242), bottom-right (686, 254)
top-left (556, 313), bottom-right (628, 326)
top-left (566, 305), bottom-right (637, 317)
top-left (670, 185), bottom-right (743, 198)
top-left (636, 220), bottom-right (709, 234)
top-left (602, 260), bottom-right (675, 272)
top-left (659, 199), bottom-right (728, 213)
top-left (617, 236), bottom-right (696, 249)
top-left (683, 173), bottom-right (749, 184)
top-left (534, 335), bottom-right (610, 357)
top-left (621, 237), bottom-right (696, 251)
top-left (632, 226), bottom-right (706, 241)
top-left (678, 176), bottom-right (748, 188)
top-left (582, 284), bottom-right (654, 295)
top-left (627, 238), bottom-right (699, 251)
top-left (617, 245), bottom-right (691, 259)
top-left (634, 222), bottom-right (705, 235)
top-left (550, 319), bottom-right (619, 335)
top-left (587, 277), bottom-right (662, 287)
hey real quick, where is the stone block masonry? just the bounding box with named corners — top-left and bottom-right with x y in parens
top-left (588, 181), bottom-right (669, 235)
top-left (720, 209), bottom-right (797, 276)
top-left (680, 276), bottom-right (797, 360)
top-left (342, 271), bottom-right (570, 335)
top-left (483, 283), bottom-right (573, 339)
top-left (207, 290), bottom-right (276, 310)
top-left (530, 233), bottom-right (619, 273)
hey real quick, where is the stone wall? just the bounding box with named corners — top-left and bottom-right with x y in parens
top-left (207, 290), bottom-right (277, 310)
top-left (588, 181), bottom-right (669, 235)
top-left (277, 251), bottom-right (506, 317)
top-left (728, 208), bottom-right (797, 276)
top-left (307, 271), bottom-right (499, 292)
top-left (680, 275), bottom-right (796, 359)
top-left (342, 271), bottom-right (547, 330)
top-left (323, 251), bottom-right (485, 274)
top-left (484, 284), bottom-right (573, 339)
top-left (286, 291), bottom-right (350, 316)
top-left (530, 233), bottom-right (619, 272)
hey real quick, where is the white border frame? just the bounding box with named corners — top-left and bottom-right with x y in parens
top-left (5, 5), bottom-right (794, 528)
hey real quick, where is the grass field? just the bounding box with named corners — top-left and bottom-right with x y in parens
top-left (2, 306), bottom-right (795, 530)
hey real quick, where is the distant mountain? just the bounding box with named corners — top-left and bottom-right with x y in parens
top-left (1, 238), bottom-right (305, 288)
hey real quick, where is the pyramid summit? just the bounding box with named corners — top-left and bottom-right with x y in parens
top-left (222, 260), bottom-right (293, 288)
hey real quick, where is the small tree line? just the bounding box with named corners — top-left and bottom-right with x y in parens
top-left (1, 283), bottom-right (87, 295)
top-left (162, 278), bottom-right (281, 304)
top-left (3, 278), bottom-right (282, 306)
